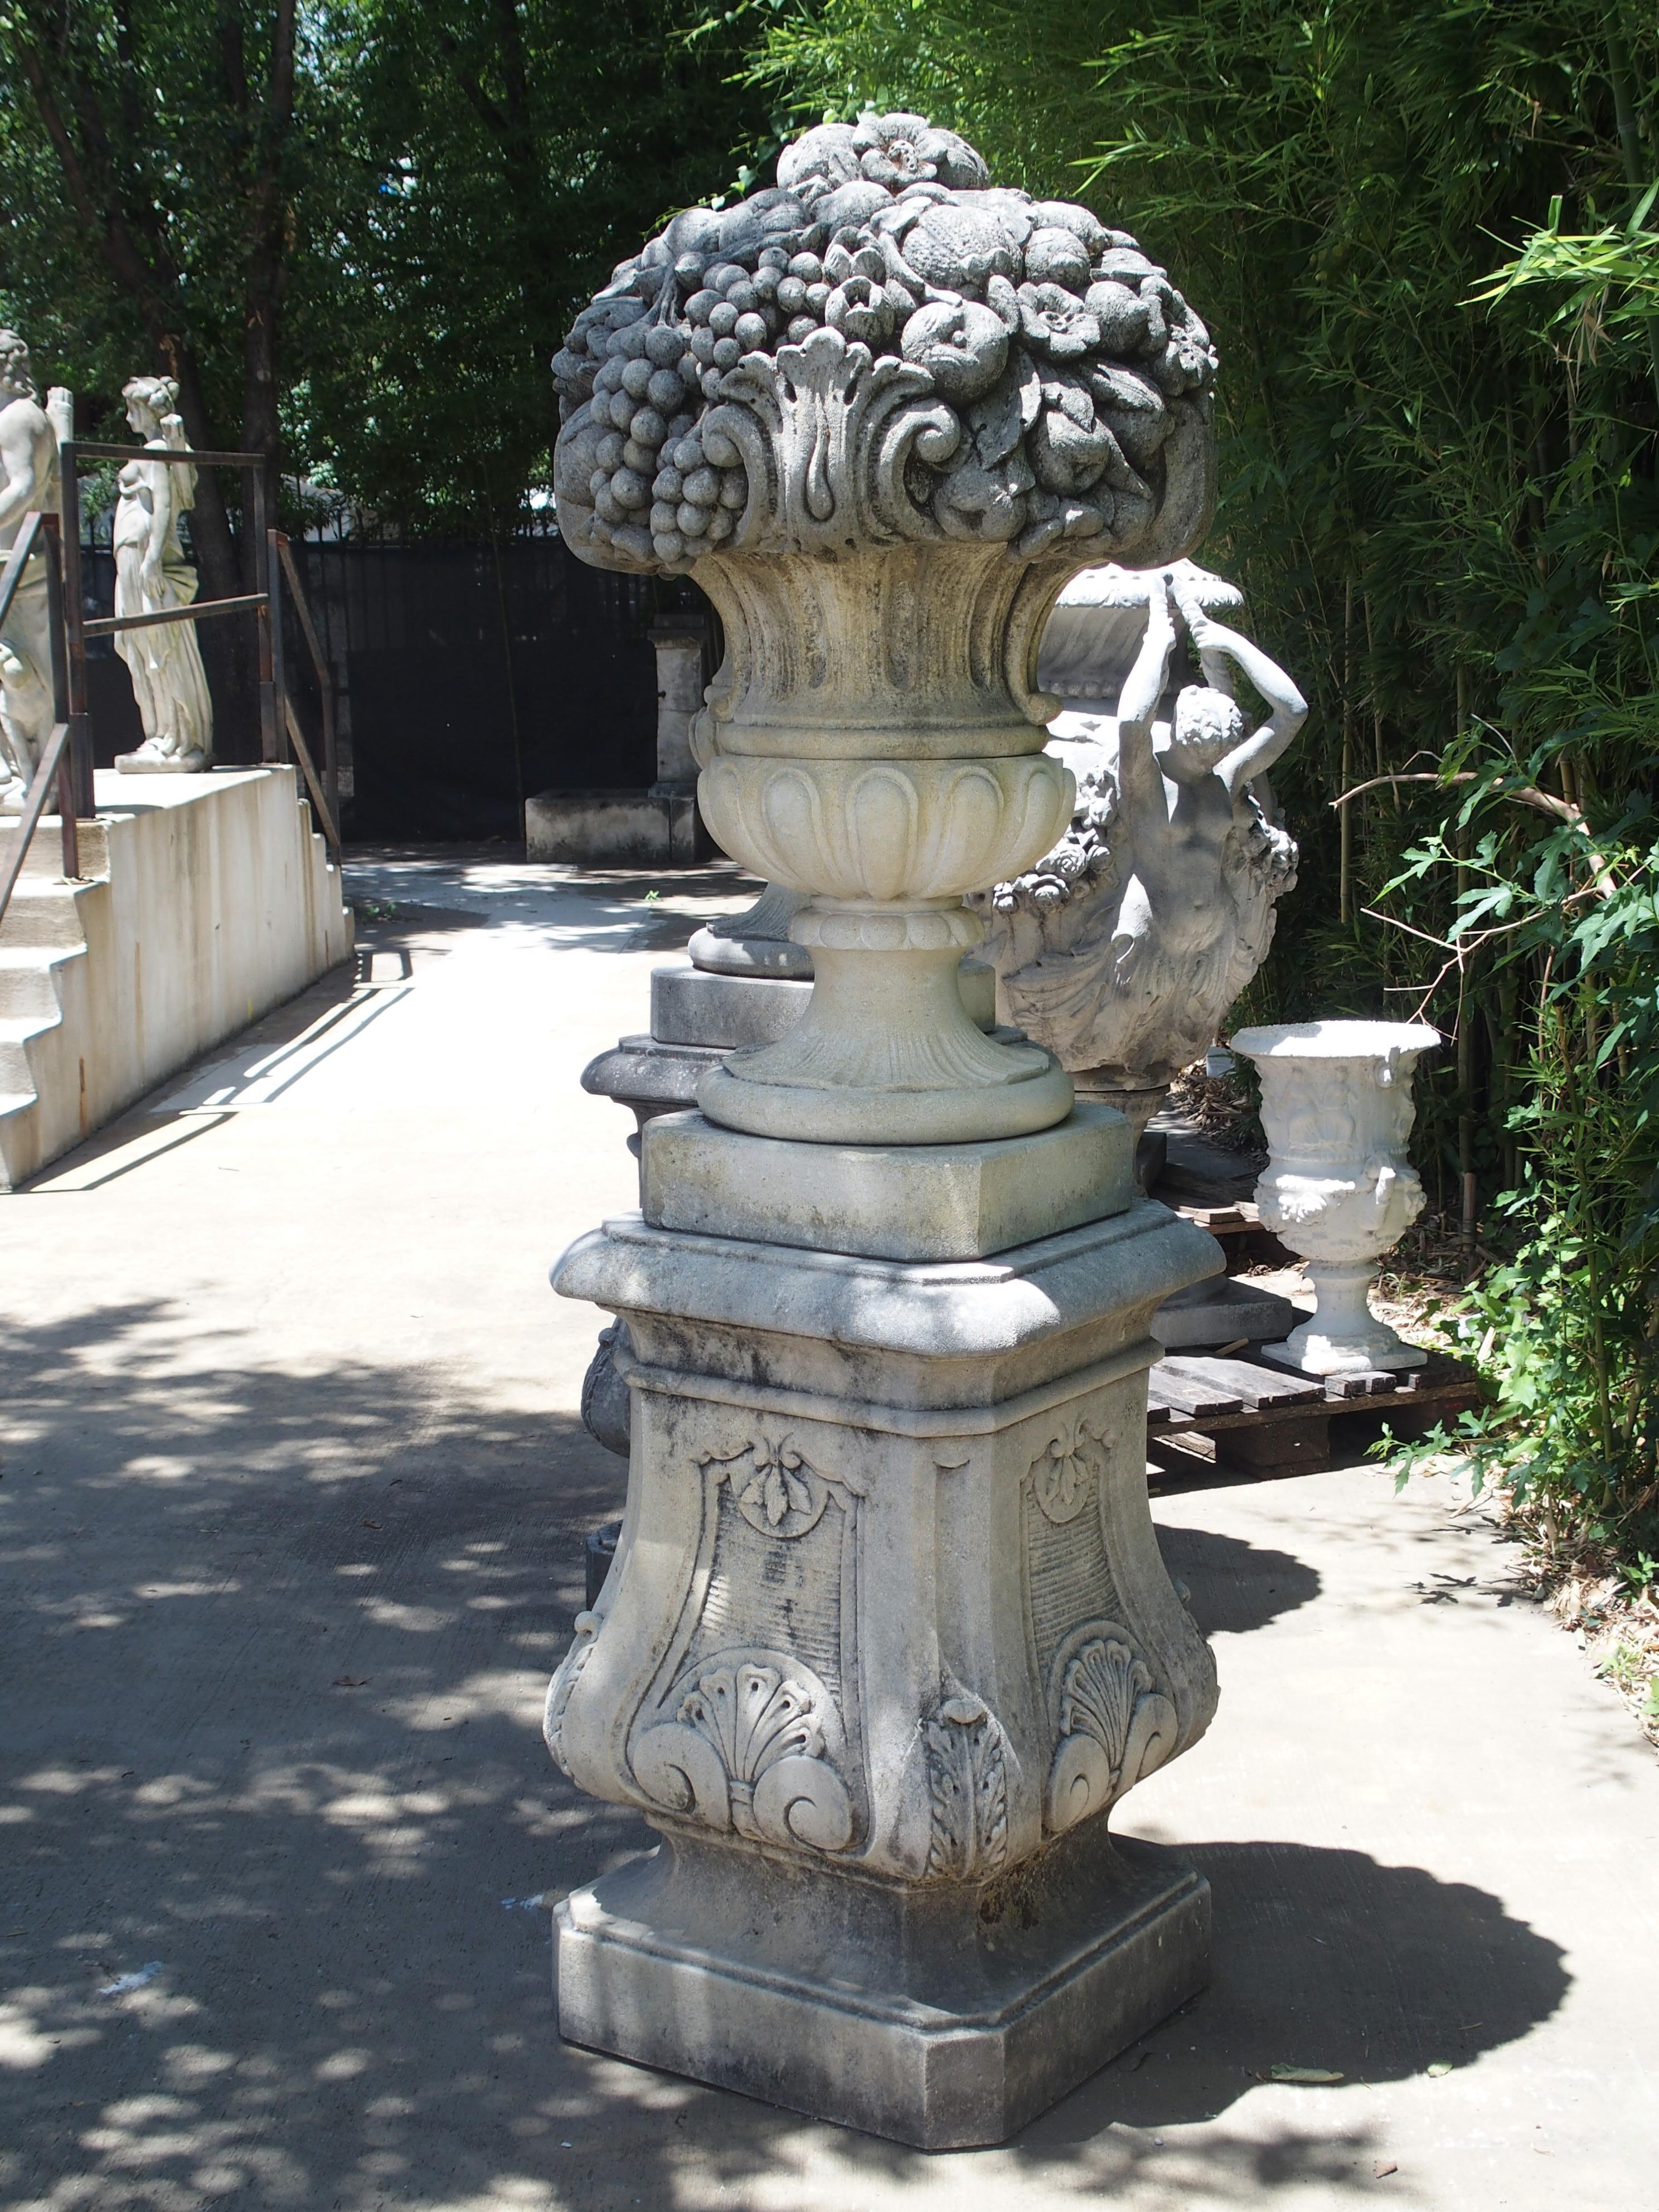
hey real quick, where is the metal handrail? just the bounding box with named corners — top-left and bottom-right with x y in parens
top-left (0, 717), bottom-right (75, 921)
top-left (270, 531), bottom-right (341, 861)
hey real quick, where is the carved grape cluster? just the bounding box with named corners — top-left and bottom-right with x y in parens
top-left (553, 110), bottom-right (1216, 571)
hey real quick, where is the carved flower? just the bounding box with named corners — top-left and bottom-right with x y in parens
top-left (900, 299), bottom-right (1008, 400)
top-left (851, 110), bottom-right (988, 192)
top-left (775, 121), bottom-right (864, 201)
top-left (825, 274), bottom-right (895, 347)
top-left (741, 1439), bottom-right (813, 1529)
top-left (1018, 281), bottom-right (1102, 361)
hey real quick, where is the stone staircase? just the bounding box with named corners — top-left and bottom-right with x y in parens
top-left (0, 771), bottom-right (350, 1191)
top-left (0, 822), bottom-right (109, 1189)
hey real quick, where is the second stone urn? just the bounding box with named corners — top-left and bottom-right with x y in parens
top-left (545, 109), bottom-right (1225, 2146)
top-left (1231, 1020), bottom-right (1441, 1376)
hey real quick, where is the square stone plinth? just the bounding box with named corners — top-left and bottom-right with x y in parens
top-left (556, 1823), bottom-right (1210, 2150)
top-left (640, 1101), bottom-right (1137, 1262)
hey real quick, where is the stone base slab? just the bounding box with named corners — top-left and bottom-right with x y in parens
top-left (556, 1822), bottom-right (1210, 2148)
top-left (1152, 1274), bottom-right (1297, 1350)
top-left (641, 1102), bottom-right (1136, 1262)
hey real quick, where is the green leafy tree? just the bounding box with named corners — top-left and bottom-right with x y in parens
top-left (295, 0), bottom-right (780, 532)
top-left (0, 0), bottom-right (338, 598)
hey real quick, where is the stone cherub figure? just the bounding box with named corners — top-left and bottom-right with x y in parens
top-left (0, 330), bottom-right (64, 803)
top-left (981, 561), bottom-right (1307, 1134)
top-left (112, 375), bottom-right (214, 773)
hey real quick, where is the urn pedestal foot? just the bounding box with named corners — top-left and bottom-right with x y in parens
top-left (556, 1820), bottom-right (1210, 2150)
top-left (1262, 1260), bottom-right (1426, 1376)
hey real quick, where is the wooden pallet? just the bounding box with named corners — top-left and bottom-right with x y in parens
top-left (1147, 1347), bottom-right (1480, 1478)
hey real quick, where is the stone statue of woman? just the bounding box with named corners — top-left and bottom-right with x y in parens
top-left (113, 376), bottom-right (214, 774)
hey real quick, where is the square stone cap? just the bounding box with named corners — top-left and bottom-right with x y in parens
top-left (639, 1101), bottom-right (1136, 1262)
top-left (552, 1199), bottom-right (1220, 1362)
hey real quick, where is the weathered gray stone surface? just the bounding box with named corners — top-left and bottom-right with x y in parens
top-left (639, 1099), bottom-right (1139, 1261)
top-left (1150, 1274), bottom-right (1297, 1351)
top-left (557, 1821), bottom-right (1210, 2149)
top-left (547, 1200), bottom-right (1220, 2142)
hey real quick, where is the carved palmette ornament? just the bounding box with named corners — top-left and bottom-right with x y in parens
top-left (1028, 1419), bottom-right (1108, 1525)
top-left (632, 1652), bottom-right (855, 1852)
top-left (1044, 1622), bottom-right (1178, 1834)
top-left (552, 111), bottom-right (1215, 575)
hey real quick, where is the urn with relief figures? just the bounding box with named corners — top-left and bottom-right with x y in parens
top-left (543, 110), bottom-right (1225, 2147)
top-left (1231, 1020), bottom-right (1441, 1376)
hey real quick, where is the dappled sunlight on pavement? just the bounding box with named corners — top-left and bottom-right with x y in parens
top-left (1, 860), bottom-right (1655, 2210)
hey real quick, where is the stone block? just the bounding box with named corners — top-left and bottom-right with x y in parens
top-left (650, 956), bottom-right (998, 1052)
top-left (641, 1102), bottom-right (1137, 1262)
top-left (651, 964), bottom-right (812, 1050)
top-left (524, 787), bottom-right (704, 866)
top-left (1152, 1274), bottom-right (1296, 1350)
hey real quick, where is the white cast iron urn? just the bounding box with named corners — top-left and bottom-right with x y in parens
top-left (1231, 1019), bottom-right (1441, 1376)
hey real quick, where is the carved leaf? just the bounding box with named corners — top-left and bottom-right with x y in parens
top-left (924, 1681), bottom-right (1010, 1880)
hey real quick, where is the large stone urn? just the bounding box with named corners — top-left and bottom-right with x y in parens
top-left (1231, 1020), bottom-right (1440, 1375)
top-left (544, 110), bottom-right (1226, 2146)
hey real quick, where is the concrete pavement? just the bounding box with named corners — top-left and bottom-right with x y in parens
top-left (2, 856), bottom-right (1655, 2210)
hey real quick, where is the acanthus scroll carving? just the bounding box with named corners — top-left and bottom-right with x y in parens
top-left (632, 1651), bottom-right (855, 1854)
top-left (1044, 1621), bottom-right (1177, 1834)
top-left (543, 1610), bottom-right (598, 1780)
top-left (923, 1677), bottom-right (1011, 1880)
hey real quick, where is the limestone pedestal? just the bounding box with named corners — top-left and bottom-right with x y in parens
top-left (547, 1185), bottom-right (1220, 2145)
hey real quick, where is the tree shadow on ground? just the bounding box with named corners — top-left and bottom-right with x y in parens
top-left (0, 1301), bottom-right (1568, 2211)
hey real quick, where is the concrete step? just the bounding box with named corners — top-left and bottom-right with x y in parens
top-left (0, 878), bottom-right (98, 952)
top-left (3, 813), bottom-right (111, 883)
top-left (0, 947), bottom-right (75, 1018)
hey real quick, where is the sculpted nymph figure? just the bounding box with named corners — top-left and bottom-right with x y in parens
top-left (984, 566), bottom-right (1306, 1124)
top-left (0, 331), bottom-right (62, 802)
top-left (113, 376), bottom-right (214, 774)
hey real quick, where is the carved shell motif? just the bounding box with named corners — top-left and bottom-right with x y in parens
top-left (552, 110), bottom-right (1215, 573)
top-left (1044, 1623), bottom-right (1177, 1833)
top-left (632, 1652), bottom-right (855, 1854)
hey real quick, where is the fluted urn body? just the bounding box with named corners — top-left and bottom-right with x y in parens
top-left (1232, 1020), bottom-right (1440, 1375)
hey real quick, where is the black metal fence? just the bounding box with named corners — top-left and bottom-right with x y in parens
top-left (76, 529), bottom-right (706, 844)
